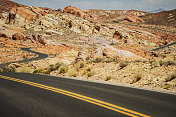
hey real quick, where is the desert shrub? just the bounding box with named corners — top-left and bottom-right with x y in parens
top-left (165, 73), bottom-right (176, 82)
top-left (103, 57), bottom-right (119, 63)
top-left (162, 83), bottom-right (172, 89)
top-left (134, 59), bottom-right (142, 62)
top-left (159, 60), bottom-right (176, 66)
top-left (0, 65), bottom-right (16, 72)
top-left (90, 58), bottom-right (104, 63)
top-left (86, 71), bottom-right (95, 77)
top-left (149, 59), bottom-right (157, 68)
top-left (130, 73), bottom-right (142, 84)
top-left (119, 61), bottom-right (128, 68)
top-left (105, 75), bottom-right (112, 81)
top-left (86, 67), bottom-right (91, 72)
top-left (58, 65), bottom-right (68, 74)
top-left (68, 69), bottom-right (78, 77)
top-left (75, 61), bottom-right (86, 71)
top-left (16, 65), bottom-right (34, 73)
top-left (33, 68), bottom-right (47, 74)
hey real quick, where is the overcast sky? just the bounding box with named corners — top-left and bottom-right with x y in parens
top-left (11, 0), bottom-right (176, 11)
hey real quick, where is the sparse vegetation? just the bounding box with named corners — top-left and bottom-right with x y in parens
top-left (47, 63), bottom-right (61, 73)
top-left (134, 59), bottom-right (142, 62)
top-left (68, 69), bottom-right (78, 77)
top-left (16, 65), bottom-right (34, 73)
top-left (89, 58), bottom-right (104, 63)
top-left (33, 68), bottom-right (47, 74)
top-left (0, 65), bottom-right (16, 72)
top-left (162, 83), bottom-right (172, 89)
top-left (75, 61), bottom-right (86, 71)
top-left (86, 71), bottom-right (95, 77)
top-left (165, 73), bottom-right (176, 82)
top-left (105, 75), bottom-right (112, 81)
top-left (159, 60), bottom-right (176, 66)
top-left (131, 72), bottom-right (142, 84)
top-left (119, 61), bottom-right (128, 68)
top-left (58, 65), bottom-right (68, 74)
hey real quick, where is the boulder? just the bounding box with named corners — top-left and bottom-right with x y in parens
top-left (113, 31), bottom-right (122, 39)
top-left (12, 33), bottom-right (26, 40)
top-left (125, 14), bottom-right (144, 23)
top-left (37, 35), bottom-right (47, 45)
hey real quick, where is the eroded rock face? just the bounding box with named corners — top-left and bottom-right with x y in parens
top-left (63, 6), bottom-right (87, 19)
top-left (6, 6), bottom-right (52, 26)
top-left (125, 14), bottom-right (144, 23)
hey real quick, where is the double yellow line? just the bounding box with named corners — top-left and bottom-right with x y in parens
top-left (0, 75), bottom-right (150, 117)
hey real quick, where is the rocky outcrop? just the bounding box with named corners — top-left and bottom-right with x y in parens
top-left (12, 33), bottom-right (26, 40)
top-left (63, 6), bottom-right (87, 19)
top-left (124, 14), bottom-right (144, 23)
top-left (6, 6), bottom-right (52, 26)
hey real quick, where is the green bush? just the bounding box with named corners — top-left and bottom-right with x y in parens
top-left (58, 65), bottom-right (68, 74)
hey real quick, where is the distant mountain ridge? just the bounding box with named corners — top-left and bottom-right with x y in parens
top-left (150, 8), bottom-right (165, 13)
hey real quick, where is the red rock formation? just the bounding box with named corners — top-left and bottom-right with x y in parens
top-left (0, 0), bottom-right (25, 13)
top-left (63, 6), bottom-right (87, 19)
top-left (55, 9), bottom-right (63, 12)
top-left (12, 6), bottom-right (50, 22)
top-left (125, 14), bottom-right (144, 23)
top-left (37, 35), bottom-right (47, 45)
top-left (12, 33), bottom-right (26, 40)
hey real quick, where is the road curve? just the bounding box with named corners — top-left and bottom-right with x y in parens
top-left (0, 47), bottom-right (176, 117)
top-left (0, 72), bottom-right (176, 117)
top-left (0, 48), bottom-right (48, 67)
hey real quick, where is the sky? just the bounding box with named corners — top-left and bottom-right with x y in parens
top-left (11, 0), bottom-right (176, 11)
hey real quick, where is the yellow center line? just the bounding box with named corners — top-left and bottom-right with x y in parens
top-left (0, 75), bottom-right (150, 117)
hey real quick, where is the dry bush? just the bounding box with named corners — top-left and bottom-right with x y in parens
top-left (165, 73), bottom-right (176, 82)
top-left (58, 65), bottom-right (68, 74)
top-left (130, 72), bottom-right (142, 84)
top-left (105, 75), bottom-right (112, 81)
top-left (75, 61), bottom-right (86, 71)
top-left (16, 65), bottom-right (34, 73)
top-left (33, 68), bottom-right (47, 74)
top-left (119, 61), bottom-right (128, 68)
top-left (68, 69), bottom-right (78, 77)
top-left (0, 65), bottom-right (16, 72)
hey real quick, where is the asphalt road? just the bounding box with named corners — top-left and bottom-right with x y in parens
top-left (0, 72), bottom-right (176, 117)
top-left (0, 48), bottom-right (48, 67)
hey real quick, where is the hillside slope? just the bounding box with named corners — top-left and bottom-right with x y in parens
top-left (141, 9), bottom-right (176, 27)
top-left (0, 0), bottom-right (24, 13)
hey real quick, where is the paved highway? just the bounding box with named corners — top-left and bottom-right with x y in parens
top-left (0, 72), bottom-right (176, 117)
top-left (0, 47), bottom-right (176, 117)
top-left (0, 48), bottom-right (48, 67)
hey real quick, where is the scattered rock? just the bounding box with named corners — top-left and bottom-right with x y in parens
top-left (125, 14), bottom-right (144, 23)
top-left (12, 33), bottom-right (26, 40)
